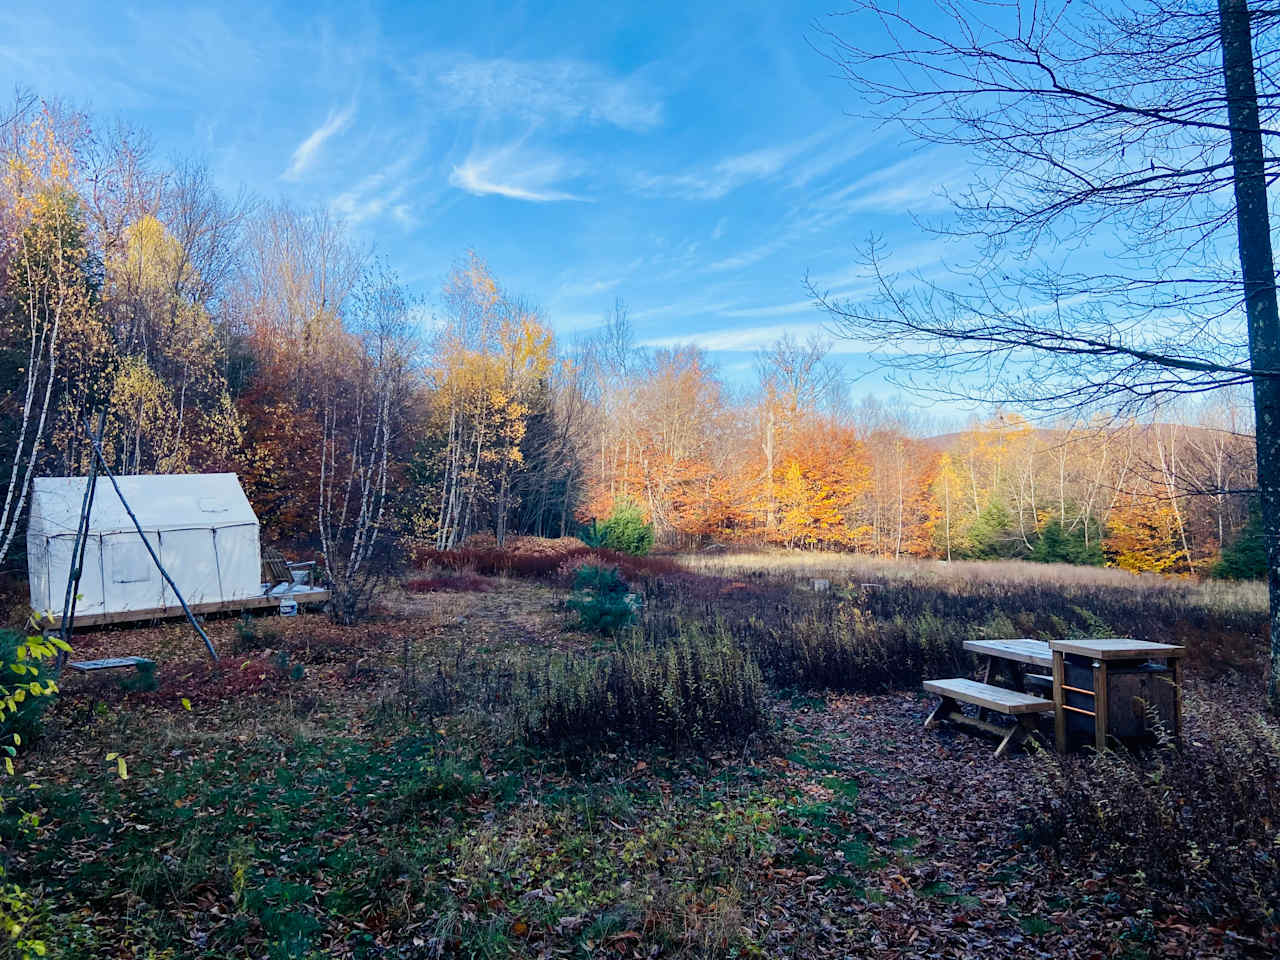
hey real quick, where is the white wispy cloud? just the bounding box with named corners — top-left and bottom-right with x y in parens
top-left (787, 133), bottom-right (874, 189)
top-left (390, 203), bottom-right (417, 228)
top-left (719, 298), bottom-right (821, 319)
top-left (810, 240), bottom-right (952, 293)
top-left (282, 104), bottom-right (354, 181)
top-left (707, 237), bottom-right (790, 272)
top-left (425, 55), bottom-right (662, 131)
top-left (641, 322), bottom-right (831, 353)
top-left (330, 156), bottom-right (418, 226)
top-left (450, 142), bottom-right (589, 203)
top-left (818, 149), bottom-right (966, 214)
top-left (557, 277), bottom-right (622, 298)
top-left (639, 321), bottom-right (891, 356)
top-left (632, 127), bottom-right (839, 201)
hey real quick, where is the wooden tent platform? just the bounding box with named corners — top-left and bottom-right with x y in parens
top-left (69, 587), bottom-right (330, 628)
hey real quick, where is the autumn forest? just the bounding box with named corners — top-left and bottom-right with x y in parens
top-left (5, 2), bottom-right (1280, 956)
top-left (0, 95), bottom-right (1261, 581)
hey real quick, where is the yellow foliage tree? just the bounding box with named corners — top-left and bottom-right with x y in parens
top-left (1104, 498), bottom-right (1190, 573)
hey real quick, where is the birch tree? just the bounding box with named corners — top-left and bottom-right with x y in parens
top-left (317, 264), bottom-right (413, 623)
top-left (0, 103), bottom-right (92, 564)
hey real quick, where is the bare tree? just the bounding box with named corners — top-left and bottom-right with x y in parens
top-left (816, 0), bottom-right (1280, 709)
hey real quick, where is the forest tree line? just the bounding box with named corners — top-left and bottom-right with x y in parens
top-left (0, 95), bottom-right (1262, 582)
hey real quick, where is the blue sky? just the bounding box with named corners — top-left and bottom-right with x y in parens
top-left (0, 0), bottom-right (970, 404)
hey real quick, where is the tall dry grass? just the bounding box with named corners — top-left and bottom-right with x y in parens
top-left (677, 550), bottom-right (1267, 617)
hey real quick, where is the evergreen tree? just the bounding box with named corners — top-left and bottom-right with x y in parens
top-left (1214, 503), bottom-right (1268, 580)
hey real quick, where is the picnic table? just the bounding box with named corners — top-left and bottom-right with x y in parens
top-left (964, 638), bottom-right (1052, 690)
top-left (964, 638), bottom-right (1051, 669)
top-left (960, 636), bottom-right (1184, 753)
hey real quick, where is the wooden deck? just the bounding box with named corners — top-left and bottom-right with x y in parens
top-left (69, 588), bottom-right (330, 628)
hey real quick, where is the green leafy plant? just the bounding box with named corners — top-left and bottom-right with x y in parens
top-left (1030, 517), bottom-right (1105, 566)
top-left (565, 564), bottom-right (639, 634)
top-left (117, 660), bottom-right (157, 693)
top-left (0, 617), bottom-right (66, 960)
top-left (0, 866), bottom-right (45, 958)
top-left (0, 625), bottom-right (65, 763)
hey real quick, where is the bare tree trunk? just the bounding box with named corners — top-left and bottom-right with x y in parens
top-left (943, 466), bottom-right (952, 562)
top-left (1220, 0), bottom-right (1280, 710)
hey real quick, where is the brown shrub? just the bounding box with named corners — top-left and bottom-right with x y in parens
top-left (1031, 703), bottom-right (1280, 942)
top-left (412, 537), bottom-right (681, 583)
top-left (403, 574), bottom-right (493, 594)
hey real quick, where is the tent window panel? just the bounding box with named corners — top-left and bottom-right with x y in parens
top-left (111, 540), bottom-right (153, 584)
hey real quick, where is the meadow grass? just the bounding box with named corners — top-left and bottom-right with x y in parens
top-left (676, 550), bottom-right (1268, 616)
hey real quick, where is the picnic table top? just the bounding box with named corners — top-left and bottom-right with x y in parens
top-left (963, 638), bottom-right (1052, 668)
top-left (1049, 637), bottom-right (1185, 660)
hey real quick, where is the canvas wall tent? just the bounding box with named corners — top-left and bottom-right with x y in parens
top-left (27, 473), bottom-right (262, 621)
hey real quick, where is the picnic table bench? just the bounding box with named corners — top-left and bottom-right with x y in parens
top-left (67, 656), bottom-right (154, 674)
top-left (925, 636), bottom-right (1185, 756)
top-left (922, 678), bottom-right (1054, 758)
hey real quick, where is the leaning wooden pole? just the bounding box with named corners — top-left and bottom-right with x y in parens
top-left (84, 431), bottom-right (218, 662)
top-left (55, 410), bottom-right (107, 670)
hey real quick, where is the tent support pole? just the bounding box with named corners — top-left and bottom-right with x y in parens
top-left (84, 431), bottom-right (218, 662)
top-left (55, 410), bottom-right (106, 670)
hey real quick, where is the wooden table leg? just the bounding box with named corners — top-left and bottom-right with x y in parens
top-left (1052, 650), bottom-right (1066, 753)
top-left (995, 714), bottom-right (1037, 759)
top-left (1092, 660), bottom-right (1109, 752)
top-left (924, 696), bottom-right (957, 730)
top-left (976, 656), bottom-right (993, 723)
top-left (1170, 656), bottom-right (1182, 745)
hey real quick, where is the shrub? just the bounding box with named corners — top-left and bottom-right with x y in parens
top-left (565, 564), bottom-right (639, 634)
top-left (417, 538), bottom-right (680, 583)
top-left (955, 502), bottom-right (1020, 559)
top-left (1030, 705), bottom-right (1280, 939)
top-left (584, 500), bottom-right (655, 556)
top-left (117, 659), bottom-right (157, 693)
top-left (403, 573), bottom-right (492, 593)
top-left (515, 632), bottom-right (768, 750)
top-left (0, 628), bottom-right (60, 748)
top-left (233, 613), bottom-right (279, 654)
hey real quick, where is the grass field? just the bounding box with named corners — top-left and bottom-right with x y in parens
top-left (680, 550), bottom-right (1269, 615)
top-left (1, 552), bottom-right (1276, 958)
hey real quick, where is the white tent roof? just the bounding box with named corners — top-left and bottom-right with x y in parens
top-left (28, 473), bottom-right (258, 538)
